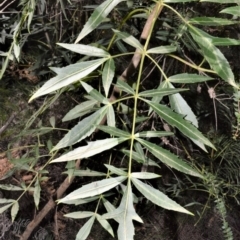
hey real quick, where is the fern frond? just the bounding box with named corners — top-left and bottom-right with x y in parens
top-left (215, 198), bottom-right (233, 240)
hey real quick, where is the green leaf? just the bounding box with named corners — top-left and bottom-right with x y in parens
top-left (0, 184), bottom-right (23, 191)
top-left (211, 37), bottom-right (240, 46)
top-left (139, 88), bottom-right (188, 97)
top-left (76, 216), bottom-right (95, 240)
top-left (102, 58), bottom-right (115, 97)
top-left (201, 0), bottom-right (239, 3)
top-left (122, 149), bottom-right (160, 168)
top-left (167, 82), bottom-right (207, 151)
top-left (144, 100), bottom-right (215, 149)
top-left (57, 43), bottom-right (109, 57)
top-left (220, 6), bottom-right (240, 17)
top-left (52, 106), bottom-right (108, 151)
top-left (131, 172), bottom-right (160, 179)
top-left (97, 125), bottom-right (130, 138)
top-left (135, 131), bottom-right (174, 138)
top-left (101, 183), bottom-right (143, 240)
top-left (62, 99), bottom-right (98, 122)
top-left (168, 73), bottom-right (214, 83)
top-left (137, 138), bottom-right (203, 178)
top-left (113, 29), bottom-right (143, 50)
top-left (34, 179), bottom-right (41, 209)
top-left (63, 169), bottom-right (106, 177)
top-left (134, 142), bottom-right (145, 162)
top-left (102, 198), bottom-right (120, 223)
top-left (29, 58), bottom-right (107, 101)
top-left (0, 203), bottom-right (13, 214)
top-left (52, 138), bottom-right (126, 162)
top-left (49, 116), bottom-right (55, 128)
top-left (189, 27), bottom-right (237, 88)
top-left (164, 0), bottom-right (198, 2)
top-left (11, 202), bottom-right (19, 222)
top-left (64, 196), bottom-right (101, 206)
top-left (65, 211), bottom-right (94, 219)
top-left (147, 45), bottom-right (177, 54)
top-left (0, 199), bottom-right (15, 204)
top-left (58, 176), bottom-right (127, 203)
top-left (75, 0), bottom-right (125, 43)
top-left (188, 26), bottom-right (240, 46)
top-left (131, 178), bottom-right (193, 215)
top-left (189, 17), bottom-right (236, 26)
top-left (96, 214), bottom-right (115, 237)
top-left (81, 81), bottom-right (109, 104)
top-left (107, 105), bottom-right (116, 127)
top-left (115, 79), bottom-right (135, 94)
top-left (105, 164), bottom-right (127, 176)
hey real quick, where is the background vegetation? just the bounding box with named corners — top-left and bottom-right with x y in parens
top-left (0, 0), bottom-right (240, 239)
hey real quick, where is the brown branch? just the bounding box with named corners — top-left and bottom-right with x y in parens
top-left (20, 159), bottom-right (81, 240)
top-left (113, 3), bottom-right (163, 94)
top-left (0, 112), bottom-right (17, 135)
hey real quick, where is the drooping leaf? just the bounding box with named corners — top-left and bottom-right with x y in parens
top-left (115, 79), bottom-right (135, 94)
top-left (0, 203), bottom-right (13, 214)
top-left (57, 43), bottom-right (109, 57)
top-left (105, 164), bottom-right (127, 176)
top-left (75, 0), bottom-right (125, 43)
top-left (139, 88), bottom-right (188, 97)
top-left (113, 29), bottom-right (143, 50)
top-left (107, 104), bottom-right (116, 127)
top-left (132, 177), bottom-right (193, 215)
top-left (0, 184), bottom-right (23, 191)
top-left (144, 100), bottom-right (215, 149)
top-left (49, 116), bottom-right (55, 128)
top-left (96, 214), bottom-right (115, 237)
top-left (102, 58), bottom-right (115, 97)
top-left (147, 45), bottom-right (177, 54)
top-left (137, 138), bottom-right (203, 178)
top-left (121, 149), bottom-right (160, 168)
top-left (65, 211), bottom-right (94, 219)
top-left (52, 138), bottom-right (126, 162)
top-left (167, 82), bottom-right (207, 151)
top-left (58, 176), bottom-right (127, 203)
top-left (34, 179), bottom-right (41, 209)
top-left (0, 199), bottom-right (15, 204)
top-left (62, 99), bottom-right (98, 122)
top-left (81, 81), bottom-right (109, 104)
top-left (102, 198), bottom-right (120, 223)
top-left (189, 17), bottom-right (236, 26)
top-left (52, 106), bottom-right (108, 151)
top-left (76, 216), bottom-right (95, 240)
top-left (220, 6), bottom-right (240, 17)
top-left (168, 73), bottom-right (214, 83)
top-left (29, 58), bottom-right (107, 101)
top-left (189, 27), bottom-right (237, 88)
top-left (97, 125), bottom-right (130, 138)
top-left (11, 202), bottom-right (19, 222)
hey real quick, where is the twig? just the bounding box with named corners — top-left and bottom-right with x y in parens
top-left (0, 112), bottom-right (17, 135)
top-left (0, 0), bottom-right (16, 13)
top-left (20, 159), bottom-right (81, 240)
